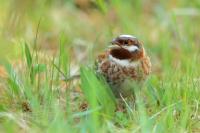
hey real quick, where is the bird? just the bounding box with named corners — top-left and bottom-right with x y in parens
top-left (96, 35), bottom-right (151, 100)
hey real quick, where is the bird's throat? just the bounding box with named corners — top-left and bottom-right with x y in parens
top-left (110, 48), bottom-right (132, 60)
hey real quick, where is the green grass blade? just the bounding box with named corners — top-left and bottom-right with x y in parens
top-left (24, 42), bottom-right (32, 68)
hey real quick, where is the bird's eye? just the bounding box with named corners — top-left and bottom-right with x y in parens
top-left (124, 40), bottom-right (128, 44)
top-left (118, 40), bottom-right (123, 44)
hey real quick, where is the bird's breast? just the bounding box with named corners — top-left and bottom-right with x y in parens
top-left (97, 55), bottom-right (151, 83)
top-left (98, 60), bottom-right (137, 84)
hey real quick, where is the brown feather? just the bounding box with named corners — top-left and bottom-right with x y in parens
top-left (131, 48), bottom-right (145, 61)
top-left (96, 35), bottom-right (151, 99)
top-left (110, 48), bottom-right (132, 60)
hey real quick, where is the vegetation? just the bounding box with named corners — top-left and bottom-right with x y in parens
top-left (0, 0), bottom-right (200, 132)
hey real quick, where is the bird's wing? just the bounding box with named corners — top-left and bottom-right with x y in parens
top-left (141, 56), bottom-right (151, 75)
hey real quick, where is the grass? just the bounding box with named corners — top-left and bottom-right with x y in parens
top-left (0, 0), bottom-right (200, 132)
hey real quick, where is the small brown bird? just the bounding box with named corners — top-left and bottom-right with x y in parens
top-left (96, 35), bottom-right (151, 99)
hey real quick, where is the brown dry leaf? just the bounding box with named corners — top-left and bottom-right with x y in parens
top-left (0, 66), bottom-right (7, 78)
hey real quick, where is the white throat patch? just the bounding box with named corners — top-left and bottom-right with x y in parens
top-left (109, 55), bottom-right (139, 67)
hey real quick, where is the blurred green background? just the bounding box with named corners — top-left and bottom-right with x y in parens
top-left (0, 0), bottom-right (200, 132)
top-left (1, 0), bottom-right (199, 62)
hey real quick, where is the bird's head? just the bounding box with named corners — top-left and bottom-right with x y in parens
top-left (108, 35), bottom-right (145, 66)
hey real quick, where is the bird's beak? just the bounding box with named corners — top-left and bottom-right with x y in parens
top-left (108, 44), bottom-right (120, 49)
top-left (110, 38), bottom-right (120, 45)
top-left (108, 39), bottom-right (121, 49)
